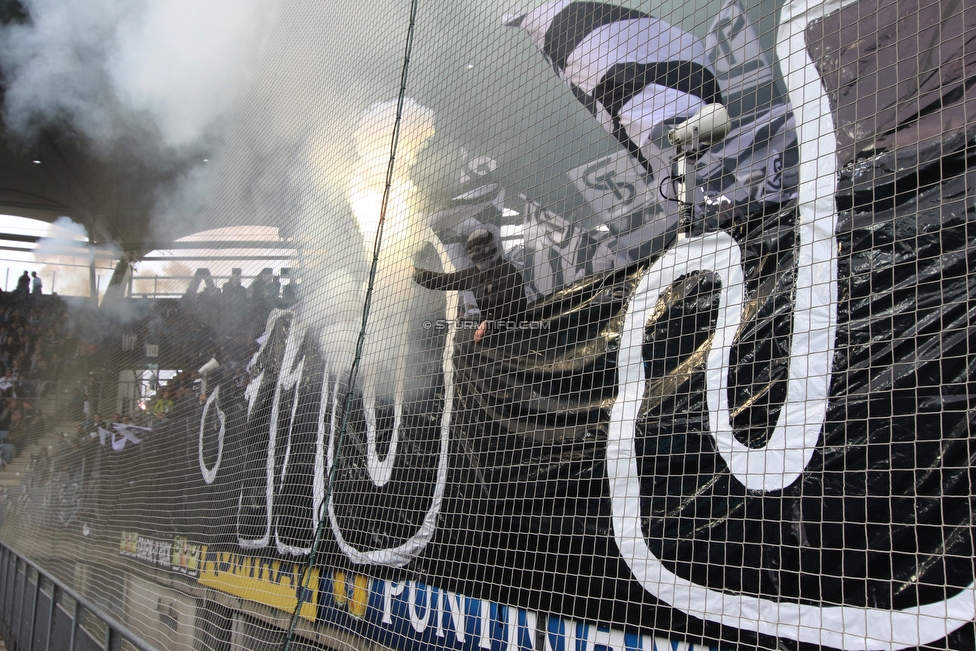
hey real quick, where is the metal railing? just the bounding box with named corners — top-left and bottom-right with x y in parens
top-left (0, 542), bottom-right (159, 651)
top-left (128, 274), bottom-right (253, 300)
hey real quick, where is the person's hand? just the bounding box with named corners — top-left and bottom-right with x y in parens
top-left (474, 320), bottom-right (488, 344)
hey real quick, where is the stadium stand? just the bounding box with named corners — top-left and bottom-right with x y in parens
top-left (0, 0), bottom-right (974, 650)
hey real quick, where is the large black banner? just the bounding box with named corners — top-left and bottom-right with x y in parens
top-left (8, 0), bottom-right (976, 650)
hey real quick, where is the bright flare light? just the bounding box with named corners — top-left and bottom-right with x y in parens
top-left (349, 179), bottom-right (414, 248)
top-left (349, 98), bottom-right (435, 250)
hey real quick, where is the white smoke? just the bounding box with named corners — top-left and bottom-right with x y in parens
top-left (144, 1), bottom-right (417, 244)
top-left (0, 0), bottom-right (275, 150)
top-left (32, 216), bottom-right (119, 298)
top-left (349, 98), bottom-right (436, 246)
top-left (353, 99), bottom-right (438, 399)
top-left (295, 98), bottom-right (442, 400)
top-left (1, 0), bottom-right (533, 395)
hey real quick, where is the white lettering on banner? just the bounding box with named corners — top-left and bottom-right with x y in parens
top-left (606, 229), bottom-right (826, 495)
top-left (383, 581), bottom-right (407, 625)
top-left (236, 309), bottom-right (293, 550)
top-left (505, 603), bottom-right (527, 651)
top-left (271, 318), bottom-right (308, 556)
top-left (243, 370), bottom-right (263, 420)
top-left (579, 623), bottom-right (628, 651)
top-left (605, 223), bottom-right (975, 651)
top-left (225, 310), bottom-right (329, 557)
top-left (409, 581), bottom-right (432, 632)
top-left (546, 619), bottom-right (688, 651)
top-left (479, 599), bottom-right (491, 650)
top-left (546, 617), bottom-right (733, 651)
top-left (363, 362), bottom-right (402, 487)
top-left (198, 385), bottom-right (225, 484)
top-left (380, 580), bottom-right (535, 651)
top-left (221, 288), bottom-right (450, 566)
top-left (325, 232), bottom-right (454, 568)
top-left (439, 590), bottom-right (466, 642)
top-left (312, 361), bottom-right (335, 555)
top-left (605, 0), bottom-right (976, 649)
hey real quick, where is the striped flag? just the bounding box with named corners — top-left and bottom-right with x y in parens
top-left (507, 1), bottom-right (723, 171)
top-left (520, 195), bottom-right (620, 302)
top-left (697, 0), bottom-right (798, 218)
top-left (424, 153), bottom-right (506, 243)
top-left (559, 0), bottom-right (798, 251)
top-left (704, 0), bottom-right (777, 117)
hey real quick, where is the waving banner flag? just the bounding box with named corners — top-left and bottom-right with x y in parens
top-left (565, 150), bottom-right (671, 264)
top-left (92, 424), bottom-right (148, 451)
top-left (424, 153), bottom-right (506, 243)
top-left (506, 0), bottom-right (722, 177)
top-left (423, 152), bottom-right (507, 316)
top-left (526, 0), bottom-right (797, 268)
top-left (566, 150), bottom-right (657, 224)
top-left (519, 195), bottom-right (620, 302)
top-left (703, 0), bottom-right (777, 115)
top-left (696, 0), bottom-right (798, 220)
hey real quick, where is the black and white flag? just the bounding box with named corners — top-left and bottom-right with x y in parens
top-left (507, 1), bottom-right (723, 170)
top-left (697, 0), bottom-right (798, 218)
top-left (92, 423), bottom-right (149, 451)
top-left (520, 195), bottom-right (619, 303)
top-left (566, 149), bottom-right (658, 222)
top-left (423, 152), bottom-right (507, 317)
top-left (425, 153), bottom-right (506, 243)
top-left (696, 102), bottom-right (798, 217)
top-left (561, 0), bottom-right (798, 250)
top-left (566, 150), bottom-right (673, 264)
top-left (704, 0), bottom-right (776, 115)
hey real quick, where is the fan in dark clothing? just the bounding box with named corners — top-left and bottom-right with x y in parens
top-left (413, 229), bottom-right (526, 344)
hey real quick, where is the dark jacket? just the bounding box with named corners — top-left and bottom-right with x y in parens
top-left (414, 261), bottom-right (527, 324)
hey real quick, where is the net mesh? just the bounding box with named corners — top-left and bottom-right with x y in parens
top-left (0, 0), bottom-right (974, 649)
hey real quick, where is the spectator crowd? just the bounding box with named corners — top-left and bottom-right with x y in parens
top-left (0, 265), bottom-right (291, 467)
top-left (0, 288), bottom-right (75, 463)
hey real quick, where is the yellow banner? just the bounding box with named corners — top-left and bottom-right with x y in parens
top-left (198, 547), bottom-right (319, 621)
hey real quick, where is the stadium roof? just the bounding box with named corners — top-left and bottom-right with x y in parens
top-left (0, 0), bottom-right (160, 253)
top-left (0, 129), bottom-right (190, 254)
